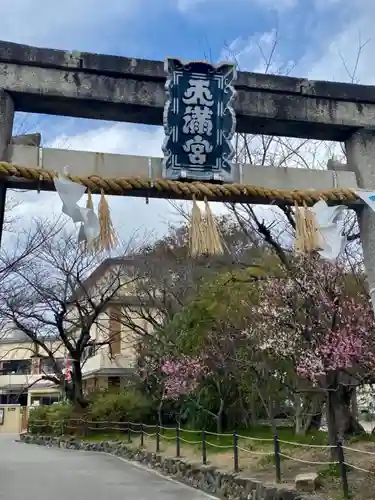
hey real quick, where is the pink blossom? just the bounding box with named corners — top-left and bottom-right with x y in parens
top-left (161, 356), bottom-right (208, 400)
top-left (257, 257), bottom-right (375, 383)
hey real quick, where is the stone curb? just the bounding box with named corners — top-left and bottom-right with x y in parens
top-left (20, 433), bottom-right (308, 500)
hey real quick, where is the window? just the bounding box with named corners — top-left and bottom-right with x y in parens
top-left (40, 395), bottom-right (60, 405)
top-left (31, 395), bottom-right (60, 406)
top-left (40, 358), bottom-right (64, 374)
top-left (108, 376), bottom-right (121, 389)
top-left (1, 359), bottom-right (31, 375)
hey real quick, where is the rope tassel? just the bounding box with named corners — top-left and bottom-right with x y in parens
top-left (294, 201), bottom-right (321, 253)
top-left (189, 196), bottom-right (206, 257)
top-left (94, 190), bottom-right (119, 252)
top-left (188, 197), bottom-right (224, 258)
top-left (203, 198), bottom-right (224, 256)
top-left (86, 189), bottom-right (93, 210)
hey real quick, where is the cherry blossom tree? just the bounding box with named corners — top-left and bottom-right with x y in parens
top-left (257, 255), bottom-right (375, 443)
top-left (137, 351), bottom-right (209, 427)
top-left (161, 357), bottom-right (208, 400)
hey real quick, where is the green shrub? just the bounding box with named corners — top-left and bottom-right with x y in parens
top-left (28, 405), bottom-right (50, 434)
top-left (46, 402), bottom-right (75, 435)
top-left (88, 389), bottom-right (153, 424)
top-left (28, 402), bottom-right (75, 435)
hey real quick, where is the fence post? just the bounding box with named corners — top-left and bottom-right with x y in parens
top-left (337, 441), bottom-right (350, 499)
top-left (233, 431), bottom-right (239, 472)
top-left (156, 424), bottom-right (160, 453)
top-left (273, 434), bottom-right (281, 483)
top-left (128, 423), bottom-right (131, 443)
top-left (82, 420), bottom-right (88, 438)
top-left (176, 424), bottom-right (181, 458)
top-left (202, 429), bottom-right (207, 465)
top-left (140, 423), bottom-right (144, 447)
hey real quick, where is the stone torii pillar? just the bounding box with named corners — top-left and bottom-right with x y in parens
top-left (0, 90), bottom-right (14, 246)
top-left (346, 130), bottom-right (375, 310)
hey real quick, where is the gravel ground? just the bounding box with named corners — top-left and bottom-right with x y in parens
top-left (0, 434), bottom-right (215, 500)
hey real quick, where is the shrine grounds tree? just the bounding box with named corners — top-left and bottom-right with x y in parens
top-left (147, 253), bottom-right (374, 446)
top-left (153, 267), bottom-right (270, 434)
top-left (256, 256), bottom-right (375, 446)
top-left (126, 222), bottom-right (280, 430)
top-left (119, 217), bottom-right (267, 339)
top-left (0, 220), bottom-right (141, 407)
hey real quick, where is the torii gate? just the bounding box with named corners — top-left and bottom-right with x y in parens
top-left (0, 41), bottom-right (374, 303)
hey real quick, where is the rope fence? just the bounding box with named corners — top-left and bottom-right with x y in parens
top-left (28, 418), bottom-right (375, 499)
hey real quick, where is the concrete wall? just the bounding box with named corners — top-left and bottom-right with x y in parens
top-left (0, 338), bottom-right (65, 362)
top-left (0, 338), bottom-right (65, 390)
top-left (0, 404), bottom-right (22, 433)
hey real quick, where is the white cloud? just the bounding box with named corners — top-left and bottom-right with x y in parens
top-left (220, 29), bottom-right (295, 74)
top-left (48, 123), bottom-right (165, 157)
top-left (9, 123), bottom-right (179, 245)
top-left (308, 0), bottom-right (374, 84)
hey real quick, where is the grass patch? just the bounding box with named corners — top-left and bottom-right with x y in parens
top-left (82, 431), bottom-right (131, 443)
top-left (143, 425), bottom-right (330, 458)
top-left (78, 424), bottom-right (329, 452)
top-left (246, 425), bottom-right (328, 446)
top-left (347, 431), bottom-right (375, 444)
top-left (319, 463), bottom-right (341, 479)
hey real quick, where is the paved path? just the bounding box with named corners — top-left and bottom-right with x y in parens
top-left (0, 435), bottom-right (214, 500)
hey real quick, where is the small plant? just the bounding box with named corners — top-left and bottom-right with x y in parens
top-left (319, 463), bottom-right (341, 479)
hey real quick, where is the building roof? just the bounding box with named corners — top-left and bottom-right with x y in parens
top-left (69, 256), bottom-right (138, 301)
top-left (0, 328), bottom-right (59, 345)
top-left (0, 329), bottom-right (30, 343)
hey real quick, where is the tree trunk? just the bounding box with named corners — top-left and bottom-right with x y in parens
top-left (250, 396), bottom-right (258, 426)
top-left (65, 359), bottom-right (88, 408)
top-left (305, 410), bottom-right (323, 432)
top-left (326, 378), bottom-right (365, 459)
top-left (294, 393), bottom-right (303, 435)
top-left (331, 387), bottom-right (365, 439)
top-left (216, 398), bottom-right (224, 435)
top-left (351, 387), bottom-right (359, 420)
top-left (157, 398), bottom-right (163, 429)
top-left (304, 395), bottom-right (323, 433)
top-left (238, 391), bottom-right (250, 427)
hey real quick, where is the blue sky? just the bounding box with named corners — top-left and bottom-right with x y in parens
top-left (1, 0), bottom-right (374, 242)
top-left (7, 0), bottom-right (369, 142)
